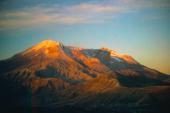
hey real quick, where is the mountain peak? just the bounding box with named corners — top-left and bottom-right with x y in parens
top-left (37, 40), bottom-right (63, 48)
top-left (22, 40), bottom-right (64, 56)
top-left (100, 47), bottom-right (110, 51)
top-left (30, 40), bottom-right (63, 50)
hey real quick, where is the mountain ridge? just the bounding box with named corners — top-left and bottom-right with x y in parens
top-left (0, 39), bottom-right (170, 113)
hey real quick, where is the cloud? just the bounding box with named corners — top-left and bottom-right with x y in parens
top-left (70, 3), bottom-right (125, 13)
top-left (0, 0), bottom-right (169, 29)
top-left (119, 0), bottom-right (170, 9)
top-left (0, 3), bottom-right (127, 29)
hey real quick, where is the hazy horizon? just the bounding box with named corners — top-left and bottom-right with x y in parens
top-left (0, 0), bottom-right (169, 74)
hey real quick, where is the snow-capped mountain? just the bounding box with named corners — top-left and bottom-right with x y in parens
top-left (0, 40), bottom-right (170, 113)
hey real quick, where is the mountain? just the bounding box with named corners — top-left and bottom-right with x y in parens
top-left (0, 40), bottom-right (170, 113)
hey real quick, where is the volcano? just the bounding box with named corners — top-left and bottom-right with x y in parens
top-left (0, 40), bottom-right (170, 113)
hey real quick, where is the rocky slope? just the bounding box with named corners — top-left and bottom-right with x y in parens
top-left (0, 40), bottom-right (170, 113)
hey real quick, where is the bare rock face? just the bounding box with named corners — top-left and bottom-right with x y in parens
top-left (0, 40), bottom-right (170, 113)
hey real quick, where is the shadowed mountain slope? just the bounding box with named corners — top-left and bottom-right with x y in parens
top-left (0, 40), bottom-right (170, 113)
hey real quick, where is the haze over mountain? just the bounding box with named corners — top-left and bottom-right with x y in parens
top-left (0, 40), bottom-right (170, 113)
